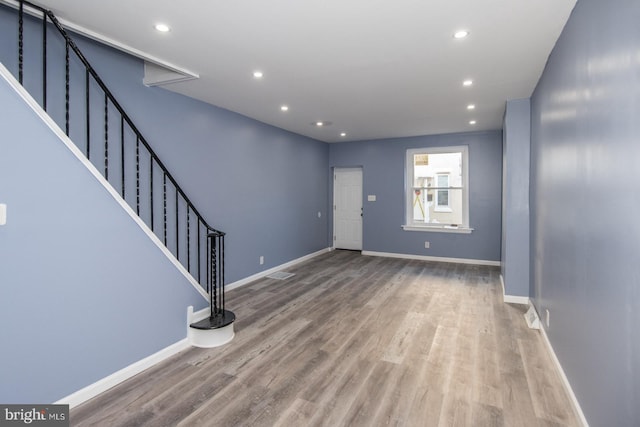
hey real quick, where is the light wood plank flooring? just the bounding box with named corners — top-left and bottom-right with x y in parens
top-left (71, 250), bottom-right (580, 426)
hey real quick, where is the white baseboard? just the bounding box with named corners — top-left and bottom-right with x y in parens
top-left (539, 320), bottom-right (589, 426)
top-left (225, 248), bottom-right (331, 291)
top-left (500, 274), bottom-right (530, 305)
top-left (54, 305), bottom-right (213, 408)
top-left (54, 338), bottom-right (190, 408)
top-left (361, 250), bottom-right (501, 267)
top-left (504, 294), bottom-right (530, 304)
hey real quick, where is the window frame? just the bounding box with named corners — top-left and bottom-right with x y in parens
top-left (434, 172), bottom-right (452, 212)
top-left (402, 145), bottom-right (472, 234)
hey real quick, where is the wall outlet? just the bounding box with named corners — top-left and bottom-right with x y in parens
top-left (545, 309), bottom-right (550, 328)
top-left (260, 256), bottom-right (264, 265)
top-left (424, 241), bottom-right (430, 249)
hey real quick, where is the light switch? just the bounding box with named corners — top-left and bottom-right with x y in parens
top-left (0, 204), bottom-right (6, 225)
top-left (367, 195), bottom-right (377, 202)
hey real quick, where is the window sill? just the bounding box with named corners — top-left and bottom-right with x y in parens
top-left (433, 207), bottom-right (453, 213)
top-left (401, 225), bottom-right (474, 234)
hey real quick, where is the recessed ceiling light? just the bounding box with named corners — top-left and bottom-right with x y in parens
top-left (340, 132), bottom-right (346, 137)
top-left (280, 105), bottom-right (289, 111)
top-left (311, 121), bottom-right (332, 127)
top-left (463, 79), bottom-right (473, 87)
top-left (467, 104), bottom-right (476, 110)
top-left (469, 120), bottom-right (477, 125)
top-left (253, 71), bottom-right (263, 78)
top-left (154, 23), bottom-right (171, 32)
top-left (454, 30), bottom-right (469, 39)
top-left (316, 121), bottom-right (324, 127)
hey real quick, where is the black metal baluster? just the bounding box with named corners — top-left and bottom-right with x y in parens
top-left (197, 220), bottom-right (201, 282)
top-left (135, 137), bottom-right (140, 215)
top-left (206, 235), bottom-right (210, 294)
top-left (221, 233), bottom-right (225, 311)
top-left (42, 12), bottom-right (47, 110)
top-left (65, 42), bottom-right (70, 135)
top-left (18, 1), bottom-right (23, 84)
top-left (7, 2), bottom-right (231, 312)
top-left (104, 94), bottom-right (108, 179)
top-left (120, 117), bottom-right (125, 197)
top-left (175, 190), bottom-right (179, 260)
top-left (85, 70), bottom-right (90, 159)
top-left (150, 156), bottom-right (154, 231)
top-left (163, 173), bottom-right (167, 245)
top-left (212, 235), bottom-right (218, 315)
top-left (187, 205), bottom-right (191, 273)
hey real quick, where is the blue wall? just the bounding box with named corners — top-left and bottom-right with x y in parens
top-left (0, 4), bottom-right (329, 404)
top-left (530, 0), bottom-right (640, 424)
top-left (501, 99), bottom-right (531, 297)
top-left (329, 131), bottom-right (502, 261)
top-left (0, 72), bottom-right (208, 403)
top-left (0, 6), bottom-right (330, 284)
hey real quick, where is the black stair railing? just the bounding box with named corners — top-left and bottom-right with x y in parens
top-left (3, 0), bottom-right (233, 327)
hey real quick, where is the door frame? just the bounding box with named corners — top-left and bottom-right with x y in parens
top-left (332, 167), bottom-right (363, 250)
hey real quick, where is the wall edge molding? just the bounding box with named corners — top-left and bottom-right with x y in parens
top-left (54, 338), bottom-right (190, 408)
top-left (500, 274), bottom-right (530, 304)
top-left (226, 248), bottom-right (332, 291)
top-left (362, 250), bottom-right (501, 266)
top-left (539, 319), bottom-right (590, 426)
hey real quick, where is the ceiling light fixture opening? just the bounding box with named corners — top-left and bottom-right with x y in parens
top-left (340, 132), bottom-right (346, 137)
top-left (467, 104), bottom-right (476, 110)
top-left (463, 79), bottom-right (473, 87)
top-left (469, 120), bottom-right (477, 125)
top-left (154, 23), bottom-right (171, 33)
top-left (454, 30), bottom-right (469, 39)
top-left (253, 71), bottom-right (263, 78)
top-left (311, 121), bottom-right (332, 127)
top-left (280, 105), bottom-right (289, 111)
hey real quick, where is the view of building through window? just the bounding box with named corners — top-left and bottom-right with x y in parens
top-left (410, 151), bottom-right (463, 225)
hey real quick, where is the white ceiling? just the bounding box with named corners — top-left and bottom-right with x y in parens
top-left (32, 0), bottom-right (576, 143)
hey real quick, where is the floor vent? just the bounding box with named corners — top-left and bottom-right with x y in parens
top-left (524, 305), bottom-right (541, 330)
top-left (266, 271), bottom-right (295, 280)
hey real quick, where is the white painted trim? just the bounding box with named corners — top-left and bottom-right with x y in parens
top-left (54, 338), bottom-right (190, 408)
top-left (0, 63), bottom-right (208, 302)
top-left (188, 305), bottom-right (211, 325)
top-left (362, 250), bottom-right (500, 266)
top-left (0, 0), bottom-right (198, 83)
top-left (333, 167), bottom-right (364, 251)
top-left (226, 248), bottom-right (331, 291)
top-left (186, 306), bottom-right (234, 348)
top-left (504, 294), bottom-right (530, 305)
top-left (500, 274), bottom-right (530, 305)
top-left (539, 319), bottom-right (590, 426)
top-left (401, 225), bottom-right (474, 234)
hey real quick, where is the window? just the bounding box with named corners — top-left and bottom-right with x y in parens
top-left (435, 173), bottom-right (451, 211)
top-left (403, 146), bottom-right (471, 233)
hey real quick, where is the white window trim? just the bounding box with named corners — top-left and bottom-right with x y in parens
top-left (401, 224), bottom-right (474, 233)
top-left (434, 172), bottom-right (451, 212)
top-left (403, 145), bottom-right (471, 233)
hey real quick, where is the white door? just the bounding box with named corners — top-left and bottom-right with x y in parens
top-left (333, 168), bottom-right (363, 250)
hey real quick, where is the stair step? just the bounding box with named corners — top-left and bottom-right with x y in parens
top-left (190, 309), bottom-right (236, 330)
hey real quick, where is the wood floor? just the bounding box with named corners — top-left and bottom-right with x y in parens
top-left (71, 250), bottom-right (580, 426)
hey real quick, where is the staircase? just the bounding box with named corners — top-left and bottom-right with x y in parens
top-left (1, 0), bottom-right (234, 345)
